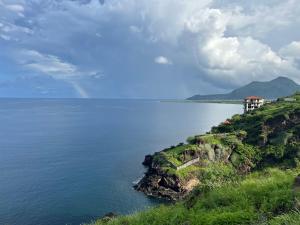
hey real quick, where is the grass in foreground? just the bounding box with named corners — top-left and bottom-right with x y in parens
top-left (267, 211), bottom-right (300, 225)
top-left (89, 168), bottom-right (300, 225)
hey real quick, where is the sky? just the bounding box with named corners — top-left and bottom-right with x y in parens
top-left (0, 0), bottom-right (299, 98)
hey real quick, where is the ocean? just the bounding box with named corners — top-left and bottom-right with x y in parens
top-left (0, 99), bottom-right (242, 225)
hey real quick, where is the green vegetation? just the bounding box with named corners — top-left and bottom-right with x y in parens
top-left (89, 93), bottom-right (300, 225)
top-left (212, 92), bottom-right (300, 168)
top-left (89, 169), bottom-right (300, 225)
top-left (267, 211), bottom-right (300, 225)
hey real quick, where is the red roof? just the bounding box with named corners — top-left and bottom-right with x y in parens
top-left (223, 120), bottom-right (231, 125)
top-left (245, 96), bottom-right (262, 100)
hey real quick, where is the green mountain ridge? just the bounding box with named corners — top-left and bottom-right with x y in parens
top-left (188, 77), bottom-right (300, 100)
top-left (90, 92), bottom-right (300, 225)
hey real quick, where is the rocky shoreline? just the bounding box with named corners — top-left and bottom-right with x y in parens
top-left (133, 138), bottom-right (233, 200)
top-left (134, 154), bottom-right (199, 201)
top-left (134, 93), bottom-right (300, 201)
top-left (133, 133), bottom-right (242, 200)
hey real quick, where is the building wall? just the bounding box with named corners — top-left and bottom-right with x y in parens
top-left (244, 99), bottom-right (264, 112)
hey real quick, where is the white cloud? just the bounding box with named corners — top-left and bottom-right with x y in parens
top-left (0, 1), bottom-right (25, 17)
top-left (97, 0), bottom-right (299, 85)
top-left (17, 49), bottom-right (102, 78)
top-left (198, 36), bottom-right (290, 84)
top-left (18, 50), bottom-right (77, 79)
top-left (184, 8), bottom-right (228, 38)
top-left (0, 2), bottom-right (32, 45)
top-left (280, 41), bottom-right (300, 58)
top-left (174, 3), bottom-right (299, 85)
top-left (6, 4), bottom-right (24, 13)
top-left (154, 56), bottom-right (172, 65)
top-left (16, 49), bottom-right (94, 98)
top-left (1, 0), bottom-right (300, 97)
top-left (183, 8), bottom-right (288, 85)
top-left (278, 41), bottom-right (300, 79)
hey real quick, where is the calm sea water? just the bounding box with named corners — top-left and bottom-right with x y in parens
top-left (0, 99), bottom-right (242, 225)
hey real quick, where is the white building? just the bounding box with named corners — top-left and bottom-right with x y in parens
top-left (244, 96), bottom-right (265, 113)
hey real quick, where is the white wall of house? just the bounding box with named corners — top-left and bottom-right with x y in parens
top-left (244, 98), bottom-right (264, 112)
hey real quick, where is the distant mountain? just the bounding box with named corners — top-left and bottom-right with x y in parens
top-left (187, 77), bottom-right (300, 100)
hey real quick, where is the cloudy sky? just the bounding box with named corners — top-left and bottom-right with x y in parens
top-left (0, 0), bottom-right (299, 98)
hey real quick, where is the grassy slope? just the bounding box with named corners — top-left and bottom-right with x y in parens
top-left (212, 93), bottom-right (300, 169)
top-left (90, 168), bottom-right (300, 225)
top-left (89, 93), bottom-right (300, 225)
top-left (158, 92), bottom-right (300, 181)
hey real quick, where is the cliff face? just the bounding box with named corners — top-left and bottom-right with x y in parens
top-left (135, 139), bottom-right (234, 200)
top-left (134, 163), bottom-right (184, 200)
top-left (135, 93), bottom-right (300, 200)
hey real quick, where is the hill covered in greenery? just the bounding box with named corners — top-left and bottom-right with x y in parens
top-left (91, 168), bottom-right (300, 225)
top-left (89, 92), bottom-right (300, 225)
top-left (188, 77), bottom-right (300, 100)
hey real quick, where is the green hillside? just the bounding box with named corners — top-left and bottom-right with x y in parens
top-left (89, 92), bottom-right (300, 225)
top-left (90, 169), bottom-right (300, 225)
top-left (188, 77), bottom-right (300, 100)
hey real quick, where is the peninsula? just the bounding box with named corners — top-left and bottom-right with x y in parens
top-left (91, 92), bottom-right (300, 225)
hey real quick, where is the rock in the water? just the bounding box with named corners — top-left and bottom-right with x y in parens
top-left (142, 155), bottom-right (153, 166)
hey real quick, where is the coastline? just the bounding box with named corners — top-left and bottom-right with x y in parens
top-left (160, 99), bottom-right (243, 104)
top-left (90, 92), bottom-right (300, 225)
top-left (135, 93), bottom-right (300, 201)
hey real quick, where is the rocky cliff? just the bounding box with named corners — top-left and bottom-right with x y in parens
top-left (135, 93), bottom-right (300, 200)
top-left (135, 135), bottom-right (237, 200)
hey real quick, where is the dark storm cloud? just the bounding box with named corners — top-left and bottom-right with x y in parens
top-left (0, 0), bottom-right (299, 98)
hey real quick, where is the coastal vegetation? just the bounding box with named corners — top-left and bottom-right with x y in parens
top-left (90, 92), bottom-right (300, 225)
top-left (90, 168), bottom-right (300, 225)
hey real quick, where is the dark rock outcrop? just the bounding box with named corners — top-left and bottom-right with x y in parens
top-left (134, 171), bottom-right (184, 201)
top-left (142, 155), bottom-right (153, 167)
top-left (134, 142), bottom-right (231, 200)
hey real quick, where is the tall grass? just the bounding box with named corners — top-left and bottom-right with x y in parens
top-left (89, 168), bottom-right (299, 225)
top-left (266, 211), bottom-right (300, 225)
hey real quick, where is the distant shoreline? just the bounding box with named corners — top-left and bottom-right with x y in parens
top-left (160, 99), bottom-right (243, 104)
